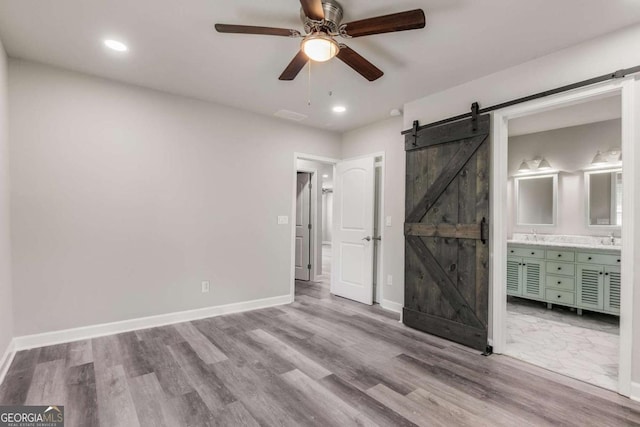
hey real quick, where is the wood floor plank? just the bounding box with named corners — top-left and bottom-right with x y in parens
top-left (92, 334), bottom-right (124, 368)
top-left (167, 341), bottom-right (236, 412)
top-left (173, 322), bottom-right (228, 364)
top-left (170, 390), bottom-right (215, 427)
top-left (24, 359), bottom-right (66, 406)
top-left (0, 348), bottom-right (41, 405)
top-left (65, 362), bottom-right (99, 427)
top-left (247, 329), bottom-right (331, 380)
top-left (95, 364), bottom-right (141, 427)
top-left (66, 340), bottom-right (93, 367)
top-left (128, 373), bottom-right (183, 427)
top-left (213, 401), bottom-right (260, 427)
top-left (118, 332), bottom-right (154, 378)
top-left (319, 373), bottom-right (419, 427)
top-left (367, 383), bottom-right (451, 427)
top-left (280, 369), bottom-right (377, 426)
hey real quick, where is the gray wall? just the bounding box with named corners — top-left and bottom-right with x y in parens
top-left (341, 117), bottom-right (404, 309)
top-left (508, 119), bottom-right (621, 237)
top-left (8, 59), bottom-right (341, 336)
top-left (403, 23), bottom-right (640, 386)
top-left (0, 38), bottom-right (13, 357)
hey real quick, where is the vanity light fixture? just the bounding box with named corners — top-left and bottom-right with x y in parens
top-left (537, 158), bottom-right (551, 170)
top-left (591, 151), bottom-right (606, 165)
top-left (518, 157), bottom-right (551, 173)
top-left (591, 148), bottom-right (621, 166)
top-left (332, 105), bottom-right (347, 113)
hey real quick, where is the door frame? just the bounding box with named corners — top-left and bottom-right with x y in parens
top-left (295, 171), bottom-right (313, 281)
top-left (490, 78), bottom-right (637, 397)
top-left (296, 169), bottom-right (316, 282)
top-left (290, 153), bottom-right (340, 301)
top-left (290, 152), bottom-right (386, 308)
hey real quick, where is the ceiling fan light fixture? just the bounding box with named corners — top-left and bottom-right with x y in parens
top-left (301, 33), bottom-right (339, 62)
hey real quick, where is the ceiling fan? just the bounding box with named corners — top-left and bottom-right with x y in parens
top-left (215, 0), bottom-right (426, 82)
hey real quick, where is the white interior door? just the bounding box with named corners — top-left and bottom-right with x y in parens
top-left (295, 172), bottom-right (311, 281)
top-left (331, 156), bottom-right (375, 304)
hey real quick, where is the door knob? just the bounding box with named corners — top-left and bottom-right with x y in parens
top-left (362, 236), bottom-right (371, 241)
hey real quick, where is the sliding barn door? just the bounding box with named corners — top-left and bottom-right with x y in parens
top-left (403, 115), bottom-right (490, 351)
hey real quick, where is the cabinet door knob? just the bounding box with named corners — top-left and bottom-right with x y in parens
top-left (588, 257), bottom-right (592, 260)
top-left (523, 263), bottom-right (526, 266)
top-left (557, 281), bottom-right (561, 284)
top-left (599, 271), bottom-right (603, 275)
top-left (557, 267), bottom-right (561, 270)
top-left (557, 295), bottom-right (562, 299)
top-left (510, 250), bottom-right (514, 253)
top-left (605, 272), bottom-right (609, 276)
top-left (531, 252), bottom-right (535, 255)
top-left (557, 254), bottom-right (562, 257)
top-left (617, 259), bottom-right (620, 263)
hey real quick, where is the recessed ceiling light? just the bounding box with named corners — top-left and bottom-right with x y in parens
top-left (104, 39), bottom-right (128, 52)
top-left (332, 106), bottom-right (346, 113)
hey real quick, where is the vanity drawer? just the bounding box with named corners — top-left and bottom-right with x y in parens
top-left (576, 252), bottom-right (621, 266)
top-left (546, 250), bottom-right (575, 262)
top-left (546, 261), bottom-right (575, 277)
top-left (546, 289), bottom-right (575, 305)
top-left (546, 275), bottom-right (575, 291)
top-left (507, 247), bottom-right (544, 259)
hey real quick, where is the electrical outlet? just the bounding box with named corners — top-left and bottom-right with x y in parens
top-left (385, 216), bottom-right (392, 227)
top-left (201, 281), bottom-right (210, 293)
top-left (278, 215), bottom-right (289, 225)
top-left (387, 275), bottom-right (393, 286)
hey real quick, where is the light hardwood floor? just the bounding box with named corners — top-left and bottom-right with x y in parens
top-left (1, 276), bottom-right (640, 426)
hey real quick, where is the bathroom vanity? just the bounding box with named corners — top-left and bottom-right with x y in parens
top-left (507, 238), bottom-right (620, 315)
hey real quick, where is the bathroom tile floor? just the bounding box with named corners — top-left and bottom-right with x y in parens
top-left (505, 297), bottom-right (619, 391)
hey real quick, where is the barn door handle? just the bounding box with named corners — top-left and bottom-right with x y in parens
top-left (480, 217), bottom-right (488, 244)
top-left (362, 236), bottom-right (371, 241)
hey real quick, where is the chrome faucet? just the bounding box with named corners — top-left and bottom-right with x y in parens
top-left (609, 232), bottom-right (615, 245)
top-left (532, 228), bottom-right (537, 241)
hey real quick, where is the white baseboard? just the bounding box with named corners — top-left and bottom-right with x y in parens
top-left (13, 294), bottom-right (291, 351)
top-left (0, 339), bottom-right (16, 386)
top-left (381, 299), bottom-right (403, 314)
top-left (631, 382), bottom-right (640, 402)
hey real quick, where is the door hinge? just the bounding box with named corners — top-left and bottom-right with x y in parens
top-left (307, 264), bottom-right (312, 270)
top-left (308, 223), bottom-right (312, 230)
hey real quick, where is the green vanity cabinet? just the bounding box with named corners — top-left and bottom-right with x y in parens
top-left (576, 250), bottom-right (621, 315)
top-left (506, 252), bottom-right (545, 300)
top-left (507, 243), bottom-right (620, 316)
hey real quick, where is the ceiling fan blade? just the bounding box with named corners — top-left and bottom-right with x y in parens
top-left (342, 9), bottom-right (426, 38)
top-left (279, 50), bottom-right (309, 81)
top-left (300, 0), bottom-right (325, 21)
top-left (215, 24), bottom-right (298, 37)
top-left (336, 45), bottom-right (383, 81)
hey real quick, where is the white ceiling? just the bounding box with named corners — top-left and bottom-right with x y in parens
top-left (1, 1), bottom-right (640, 132)
top-left (508, 95), bottom-right (622, 137)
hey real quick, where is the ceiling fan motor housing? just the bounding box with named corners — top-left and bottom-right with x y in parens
top-left (301, 0), bottom-right (343, 34)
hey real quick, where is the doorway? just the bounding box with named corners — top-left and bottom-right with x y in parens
top-left (291, 153), bottom-right (385, 307)
top-left (491, 80), bottom-right (637, 396)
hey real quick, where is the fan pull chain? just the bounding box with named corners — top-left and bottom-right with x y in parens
top-left (307, 61), bottom-right (312, 106)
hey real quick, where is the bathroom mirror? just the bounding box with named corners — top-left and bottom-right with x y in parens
top-left (585, 168), bottom-right (622, 227)
top-left (515, 174), bottom-right (557, 226)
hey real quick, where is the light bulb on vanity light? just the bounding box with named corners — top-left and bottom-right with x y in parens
top-left (518, 160), bottom-right (530, 172)
top-left (537, 158), bottom-right (551, 170)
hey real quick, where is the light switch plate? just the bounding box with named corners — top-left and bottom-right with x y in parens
top-left (386, 275), bottom-right (393, 286)
top-left (278, 216), bottom-right (289, 225)
top-left (385, 216), bottom-right (392, 227)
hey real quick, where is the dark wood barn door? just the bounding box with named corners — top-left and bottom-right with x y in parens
top-left (403, 115), bottom-right (490, 351)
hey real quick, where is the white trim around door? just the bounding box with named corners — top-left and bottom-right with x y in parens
top-left (490, 78), bottom-right (637, 397)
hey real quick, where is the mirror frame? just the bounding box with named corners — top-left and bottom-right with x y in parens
top-left (514, 173), bottom-right (558, 227)
top-left (584, 167), bottom-right (622, 230)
